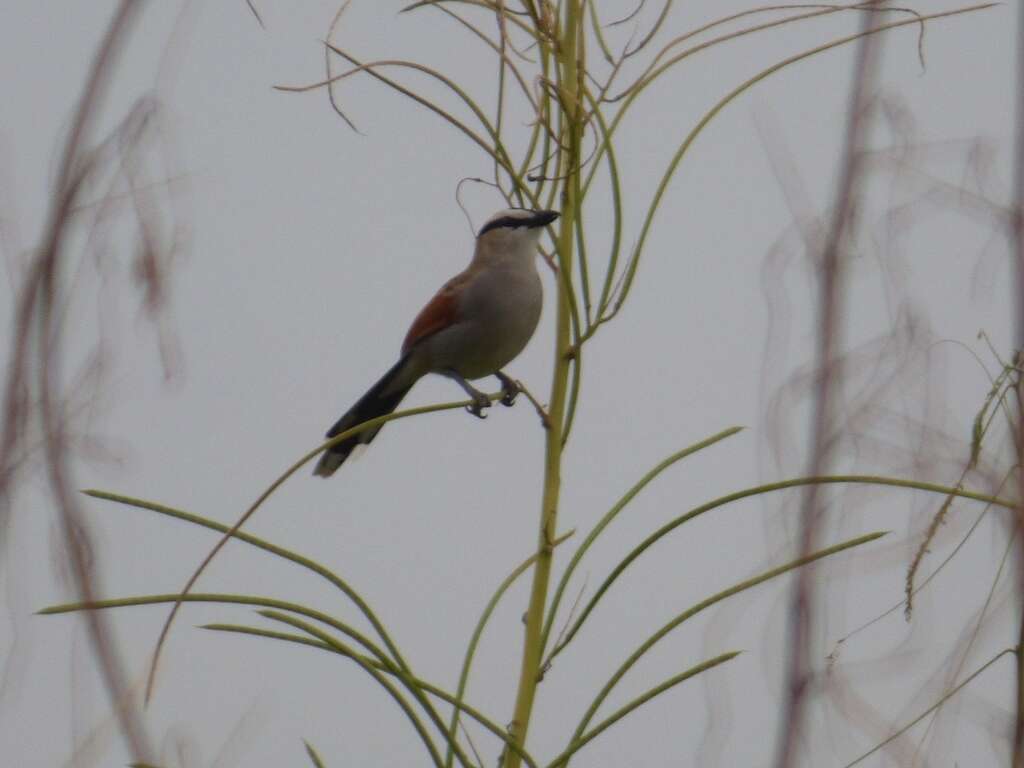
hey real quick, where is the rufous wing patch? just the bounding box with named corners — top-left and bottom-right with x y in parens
top-left (401, 270), bottom-right (471, 354)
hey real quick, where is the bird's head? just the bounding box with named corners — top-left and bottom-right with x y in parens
top-left (475, 208), bottom-right (559, 260)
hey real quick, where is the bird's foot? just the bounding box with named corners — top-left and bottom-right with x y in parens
top-left (444, 368), bottom-right (492, 419)
top-left (500, 387), bottom-right (519, 407)
top-left (466, 391), bottom-right (491, 419)
top-left (496, 372), bottom-right (520, 407)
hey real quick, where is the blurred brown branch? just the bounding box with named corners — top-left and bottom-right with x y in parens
top-left (0, 2), bottom-right (180, 764)
top-left (1011, 1), bottom-right (1024, 763)
top-left (775, 6), bottom-right (883, 767)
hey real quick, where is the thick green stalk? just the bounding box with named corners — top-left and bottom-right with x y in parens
top-left (502, 4), bottom-right (582, 767)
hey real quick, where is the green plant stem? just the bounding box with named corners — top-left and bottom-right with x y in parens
top-left (446, 530), bottom-right (575, 768)
top-left (502, 4), bottom-right (581, 767)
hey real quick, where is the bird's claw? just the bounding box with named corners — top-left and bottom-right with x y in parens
top-left (497, 373), bottom-right (520, 407)
top-left (500, 385), bottom-right (519, 407)
top-left (466, 394), bottom-right (490, 419)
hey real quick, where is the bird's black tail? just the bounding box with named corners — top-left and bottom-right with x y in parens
top-left (313, 355), bottom-right (417, 477)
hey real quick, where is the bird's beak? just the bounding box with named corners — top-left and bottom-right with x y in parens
top-left (530, 210), bottom-right (560, 228)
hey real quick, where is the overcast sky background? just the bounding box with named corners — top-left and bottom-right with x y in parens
top-left (1, 2), bottom-right (1020, 766)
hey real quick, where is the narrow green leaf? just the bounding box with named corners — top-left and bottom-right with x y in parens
top-left (258, 610), bottom-right (474, 768)
top-left (549, 651), bottom-right (740, 767)
top-left (541, 427), bottom-right (743, 656)
top-left (142, 394), bottom-right (503, 704)
top-left (565, 532), bottom-right (887, 760)
top-left (40, 592), bottom-right (399, 673)
top-left (549, 474), bottom-right (1013, 660)
top-left (606, 5), bottom-right (994, 321)
top-left (206, 622), bottom-right (541, 768)
top-left (79, 490), bottom-right (414, 675)
top-left (304, 740), bottom-right (327, 768)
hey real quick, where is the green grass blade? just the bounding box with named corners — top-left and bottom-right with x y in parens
top-left (605, 4), bottom-right (994, 322)
top-left (549, 474), bottom-right (1013, 660)
top-left (581, 4), bottom-right (935, 203)
top-left (304, 740), bottom-right (327, 768)
top-left (540, 426), bottom-right (743, 656)
top-left (92, 393), bottom-right (503, 703)
top-left (573, 184), bottom-right (592, 325)
top-left (317, 45), bottom-right (537, 205)
top-left (559, 339), bottom-right (583, 448)
top-left (257, 610), bottom-right (475, 768)
top-left (548, 651), bottom-right (740, 768)
top-left (43, 591), bottom-right (469, 767)
top-left (40, 592), bottom-right (399, 672)
top-left (402, 0), bottom-right (541, 45)
top-left (622, 0), bottom-right (675, 59)
top-left (206, 622), bottom-right (541, 768)
top-left (566, 532), bottom-right (887, 755)
top-left (80, 490), bottom-right (414, 674)
top-left (586, 0), bottom-right (614, 64)
top-left (579, 85), bottom-right (623, 331)
top-left (262, 616), bottom-right (447, 768)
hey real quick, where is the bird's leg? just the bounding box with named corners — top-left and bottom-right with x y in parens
top-left (444, 370), bottom-right (491, 419)
top-left (495, 371), bottom-right (520, 407)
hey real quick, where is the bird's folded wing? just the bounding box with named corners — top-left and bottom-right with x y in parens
top-left (401, 268), bottom-right (473, 353)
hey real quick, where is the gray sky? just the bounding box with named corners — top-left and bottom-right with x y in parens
top-left (1, 2), bottom-right (1019, 766)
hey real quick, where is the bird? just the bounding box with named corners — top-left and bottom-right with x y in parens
top-left (313, 207), bottom-right (559, 477)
